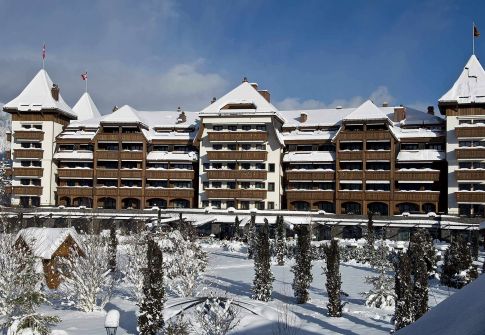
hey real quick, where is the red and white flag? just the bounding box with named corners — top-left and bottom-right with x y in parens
top-left (81, 72), bottom-right (88, 81)
top-left (42, 44), bottom-right (46, 60)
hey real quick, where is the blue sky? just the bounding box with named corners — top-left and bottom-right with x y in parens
top-left (0, 0), bottom-right (484, 113)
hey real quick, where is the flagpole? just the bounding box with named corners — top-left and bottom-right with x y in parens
top-left (85, 72), bottom-right (88, 93)
top-left (473, 22), bottom-right (475, 55)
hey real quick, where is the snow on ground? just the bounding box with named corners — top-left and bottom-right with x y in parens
top-left (42, 240), bottom-right (457, 335)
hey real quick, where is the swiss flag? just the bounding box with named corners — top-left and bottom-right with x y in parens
top-left (81, 72), bottom-right (88, 81)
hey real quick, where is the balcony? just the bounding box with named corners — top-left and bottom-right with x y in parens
top-left (13, 167), bottom-right (43, 177)
top-left (208, 131), bottom-right (268, 142)
top-left (57, 187), bottom-right (93, 197)
top-left (207, 151), bottom-right (267, 161)
top-left (286, 190), bottom-right (334, 201)
top-left (14, 131), bottom-right (44, 141)
top-left (338, 131), bottom-right (391, 141)
top-left (456, 192), bottom-right (485, 203)
top-left (96, 188), bottom-right (118, 196)
top-left (366, 151), bottom-right (391, 160)
top-left (394, 191), bottom-right (440, 202)
top-left (146, 170), bottom-right (195, 180)
top-left (145, 188), bottom-right (194, 198)
top-left (456, 148), bottom-right (485, 159)
top-left (337, 191), bottom-right (364, 201)
top-left (12, 186), bottom-right (42, 195)
top-left (338, 171), bottom-right (364, 180)
top-left (205, 189), bottom-right (267, 199)
top-left (119, 188), bottom-right (143, 197)
top-left (13, 149), bottom-right (43, 159)
top-left (4, 168), bottom-right (12, 177)
top-left (455, 170), bottom-right (485, 180)
top-left (455, 127), bottom-right (485, 138)
top-left (97, 151), bottom-right (119, 160)
top-left (285, 170), bottom-right (335, 181)
top-left (338, 151), bottom-right (363, 160)
top-left (120, 151), bottom-right (144, 160)
top-left (96, 169), bottom-right (119, 178)
top-left (207, 170), bottom-right (267, 180)
top-left (365, 192), bottom-right (391, 201)
top-left (365, 171), bottom-right (391, 180)
top-left (96, 133), bottom-right (119, 141)
top-left (58, 169), bottom-right (93, 178)
top-left (120, 169), bottom-right (143, 178)
top-left (395, 170), bottom-right (440, 181)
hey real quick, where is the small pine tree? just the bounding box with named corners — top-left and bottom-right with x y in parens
top-left (364, 213), bottom-right (375, 264)
top-left (470, 231), bottom-right (479, 260)
top-left (413, 256), bottom-right (428, 320)
top-left (138, 236), bottom-right (165, 335)
top-left (292, 225), bottom-right (313, 304)
top-left (441, 236), bottom-right (473, 288)
top-left (408, 229), bottom-right (437, 276)
top-left (252, 220), bottom-right (274, 302)
top-left (233, 216), bottom-right (240, 240)
top-left (108, 225), bottom-right (118, 272)
top-left (275, 215), bottom-right (286, 266)
top-left (246, 213), bottom-right (257, 259)
top-left (394, 253), bottom-right (414, 331)
top-left (323, 239), bottom-right (343, 317)
top-left (407, 229), bottom-right (431, 319)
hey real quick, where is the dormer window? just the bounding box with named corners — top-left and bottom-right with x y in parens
top-left (256, 124), bottom-right (266, 131)
top-left (221, 103), bottom-right (256, 110)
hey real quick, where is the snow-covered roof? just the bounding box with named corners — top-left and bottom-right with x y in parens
top-left (138, 110), bottom-right (198, 128)
top-left (439, 55), bottom-right (485, 104)
top-left (16, 227), bottom-right (82, 259)
top-left (281, 108), bottom-right (354, 127)
top-left (199, 82), bottom-right (278, 115)
top-left (388, 107), bottom-right (444, 125)
top-left (397, 149), bottom-right (445, 162)
top-left (283, 151), bottom-right (335, 162)
top-left (390, 126), bottom-right (445, 139)
top-left (146, 151), bottom-right (198, 161)
top-left (343, 100), bottom-right (390, 121)
top-left (281, 129), bottom-right (336, 141)
top-left (53, 150), bottom-right (94, 160)
top-left (57, 130), bottom-right (97, 140)
top-left (72, 92), bottom-right (101, 121)
top-left (3, 69), bottom-right (76, 119)
top-left (101, 105), bottom-right (148, 128)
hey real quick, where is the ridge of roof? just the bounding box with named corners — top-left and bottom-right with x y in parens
top-left (72, 92), bottom-right (101, 121)
top-left (101, 105), bottom-right (148, 128)
top-left (343, 100), bottom-right (389, 121)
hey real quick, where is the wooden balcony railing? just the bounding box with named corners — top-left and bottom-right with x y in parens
top-left (394, 191), bottom-right (440, 202)
top-left (205, 189), bottom-right (267, 199)
top-left (118, 188), bottom-right (143, 197)
top-left (97, 151), bottom-right (119, 160)
top-left (207, 170), bottom-right (267, 180)
top-left (12, 186), bottom-right (42, 195)
top-left (144, 188), bottom-right (194, 198)
top-left (366, 151), bottom-right (391, 160)
top-left (455, 170), bottom-right (485, 180)
top-left (455, 127), bottom-right (485, 138)
top-left (365, 192), bottom-right (391, 201)
top-left (95, 188), bottom-right (118, 196)
top-left (337, 151), bottom-right (363, 160)
top-left (96, 169), bottom-right (120, 178)
top-left (13, 167), bottom-right (43, 177)
top-left (338, 131), bottom-right (391, 141)
top-left (365, 171), bottom-right (391, 180)
top-left (119, 170), bottom-right (143, 178)
top-left (207, 151), bottom-right (267, 161)
top-left (58, 169), bottom-right (94, 178)
top-left (285, 170), bottom-right (335, 181)
top-left (96, 133), bottom-right (119, 141)
top-left (208, 131), bottom-right (268, 142)
top-left (146, 170), bottom-right (195, 180)
top-left (13, 149), bottom-right (43, 159)
top-left (57, 187), bottom-right (93, 197)
top-left (456, 148), bottom-right (485, 159)
top-left (286, 190), bottom-right (334, 201)
top-left (338, 171), bottom-right (364, 180)
top-left (337, 191), bottom-right (364, 201)
top-left (14, 131), bottom-right (44, 141)
top-left (455, 192), bottom-right (485, 203)
top-left (395, 170), bottom-right (440, 181)
top-left (120, 151), bottom-right (144, 160)
top-left (98, 132), bottom-right (145, 142)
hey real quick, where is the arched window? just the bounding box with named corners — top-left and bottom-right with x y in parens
top-left (397, 202), bottom-right (419, 214)
top-left (342, 202), bottom-right (361, 215)
top-left (342, 226), bottom-right (362, 239)
top-left (315, 201), bottom-right (335, 213)
top-left (422, 203), bottom-right (436, 214)
top-left (291, 201), bottom-right (310, 211)
top-left (368, 202), bottom-right (389, 216)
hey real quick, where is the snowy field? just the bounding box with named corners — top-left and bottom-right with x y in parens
top-left (40, 240), bottom-right (458, 335)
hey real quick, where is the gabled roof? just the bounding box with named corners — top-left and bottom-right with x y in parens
top-left (343, 100), bottom-right (389, 121)
top-left (72, 92), bottom-right (101, 121)
top-left (439, 54), bottom-right (485, 104)
top-left (16, 227), bottom-right (82, 259)
top-left (3, 69), bottom-right (76, 118)
top-left (199, 81), bottom-right (278, 114)
top-left (101, 105), bottom-right (148, 128)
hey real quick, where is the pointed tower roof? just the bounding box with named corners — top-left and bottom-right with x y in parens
top-left (3, 69), bottom-right (75, 119)
top-left (199, 81), bottom-right (278, 114)
top-left (101, 105), bottom-right (148, 128)
top-left (343, 100), bottom-right (389, 121)
top-left (72, 92), bottom-right (101, 121)
top-left (439, 55), bottom-right (485, 104)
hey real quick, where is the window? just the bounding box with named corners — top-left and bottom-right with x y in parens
top-left (228, 125), bottom-right (237, 131)
top-left (33, 124), bottom-right (42, 130)
top-left (240, 201), bottom-right (250, 210)
top-left (202, 200), bottom-right (209, 208)
top-left (203, 163), bottom-right (210, 170)
top-left (212, 182), bottom-right (222, 188)
top-left (340, 142), bottom-right (363, 151)
top-left (241, 163), bottom-right (250, 170)
top-left (267, 202), bottom-right (275, 210)
top-left (240, 182), bottom-right (250, 189)
top-left (212, 201), bottom-right (221, 209)
top-left (203, 182), bottom-right (209, 189)
top-left (427, 143), bottom-right (443, 151)
top-left (227, 182), bottom-right (236, 189)
top-left (268, 182), bottom-right (275, 192)
top-left (242, 125), bottom-right (252, 131)
top-left (256, 124), bottom-right (266, 131)
top-left (401, 143), bottom-right (419, 150)
top-left (213, 125), bottom-right (223, 131)
top-left (255, 163), bottom-right (265, 170)
top-left (255, 182), bottom-right (265, 189)
top-left (213, 163), bottom-right (222, 169)
top-left (269, 163), bottom-right (275, 172)
top-left (153, 145), bottom-right (169, 151)
top-left (226, 201), bottom-right (235, 208)
top-left (255, 202), bottom-right (265, 210)
top-left (256, 144), bottom-right (266, 150)
top-left (227, 144), bottom-right (237, 150)
top-left (242, 144), bottom-right (251, 150)
top-left (227, 163), bottom-right (236, 170)
top-left (174, 145), bottom-right (189, 152)
top-left (213, 144), bottom-right (223, 150)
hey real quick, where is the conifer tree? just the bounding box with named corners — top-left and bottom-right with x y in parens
top-left (470, 231), bottom-right (479, 260)
top-left (108, 225), bottom-right (118, 272)
top-left (247, 213), bottom-right (257, 259)
top-left (408, 229), bottom-right (436, 276)
top-left (275, 215), bottom-right (286, 266)
top-left (233, 216), bottom-right (240, 240)
top-left (394, 253), bottom-right (413, 331)
top-left (252, 220), bottom-right (274, 302)
top-left (441, 236), bottom-right (473, 288)
top-left (323, 239), bottom-right (343, 317)
top-left (407, 229), bottom-right (431, 319)
top-left (364, 212), bottom-right (375, 264)
top-left (292, 225), bottom-right (313, 304)
top-left (138, 236), bottom-right (164, 335)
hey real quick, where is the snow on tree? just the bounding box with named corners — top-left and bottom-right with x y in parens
top-left (323, 239), bottom-right (343, 317)
top-left (108, 225), bottom-right (118, 273)
top-left (232, 216), bottom-right (240, 240)
top-left (176, 213), bottom-right (197, 242)
top-left (1, 236), bottom-right (60, 335)
top-left (291, 225), bottom-right (313, 304)
top-left (364, 213), bottom-right (375, 265)
top-left (138, 235), bottom-right (164, 335)
top-left (246, 213), bottom-right (257, 260)
top-left (362, 238), bottom-right (395, 309)
top-left (408, 229), bottom-right (437, 276)
top-left (122, 233), bottom-right (147, 301)
top-left (159, 230), bottom-right (208, 298)
top-left (194, 297), bottom-right (240, 335)
top-left (470, 230), bottom-right (479, 260)
top-left (275, 215), bottom-right (286, 266)
top-left (440, 236), bottom-right (473, 288)
top-left (60, 234), bottom-right (113, 312)
top-left (252, 220), bottom-right (274, 302)
top-left (394, 252), bottom-right (414, 331)
top-left (165, 314), bottom-right (190, 335)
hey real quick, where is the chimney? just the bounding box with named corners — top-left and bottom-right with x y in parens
top-left (210, 97), bottom-right (217, 104)
top-left (250, 82), bottom-right (258, 90)
top-left (300, 112), bottom-right (308, 123)
top-left (393, 107), bottom-right (406, 122)
top-left (51, 84), bottom-right (59, 101)
top-left (242, 77), bottom-right (248, 83)
top-left (112, 106), bottom-right (119, 113)
top-left (177, 107), bottom-right (186, 124)
top-left (258, 90), bottom-right (271, 102)
top-left (427, 106), bottom-right (435, 115)
top-left (336, 106), bottom-right (343, 109)
top-left (382, 102), bottom-right (389, 107)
